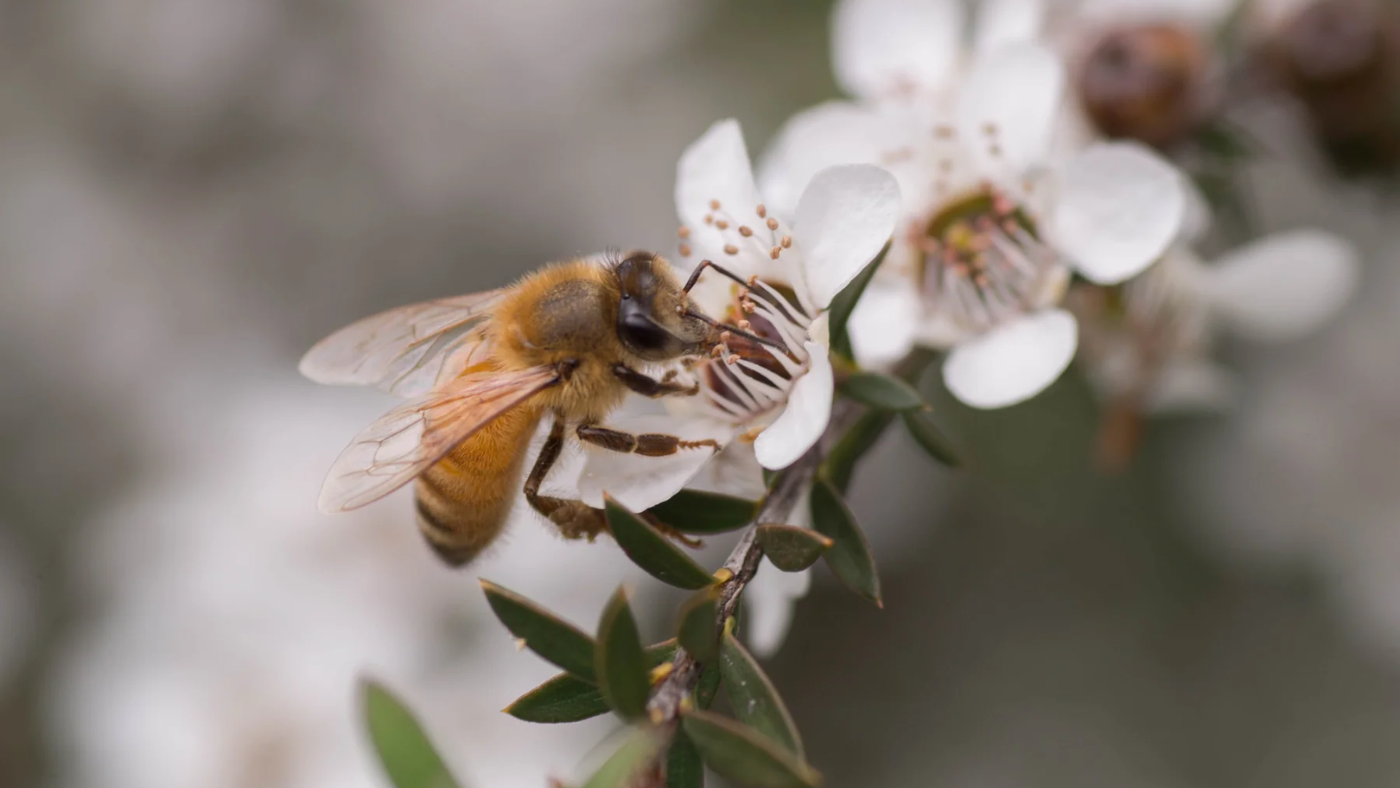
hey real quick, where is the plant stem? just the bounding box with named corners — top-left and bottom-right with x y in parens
top-left (646, 398), bottom-right (861, 723)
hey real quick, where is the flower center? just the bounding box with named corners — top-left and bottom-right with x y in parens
top-left (912, 186), bottom-right (1059, 333)
top-left (696, 278), bottom-right (813, 425)
top-left (1078, 23), bottom-right (1209, 150)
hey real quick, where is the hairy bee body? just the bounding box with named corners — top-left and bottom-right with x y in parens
top-left (305, 250), bottom-right (724, 567)
top-left (410, 256), bottom-right (702, 565)
top-left (409, 260), bottom-right (619, 564)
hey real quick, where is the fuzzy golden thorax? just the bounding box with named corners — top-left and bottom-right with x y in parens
top-left (486, 253), bottom-right (715, 423)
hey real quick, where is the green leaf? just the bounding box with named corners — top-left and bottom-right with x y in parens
top-left (755, 525), bottom-right (832, 572)
top-left (696, 660), bottom-right (722, 709)
top-left (666, 730), bottom-right (705, 788)
top-left (606, 496), bottom-right (716, 590)
top-left (838, 372), bottom-right (926, 411)
top-left (506, 641), bottom-right (680, 724)
top-left (901, 410), bottom-right (960, 467)
top-left (828, 241), bottom-right (890, 360)
top-left (504, 673), bottom-right (608, 724)
top-left (362, 680), bottom-right (463, 788)
top-left (648, 490), bottom-right (758, 534)
top-left (481, 579), bottom-right (596, 683)
top-left (580, 726), bottom-right (668, 788)
top-left (676, 586), bottom-right (720, 663)
top-left (821, 408), bottom-right (896, 493)
top-left (596, 586), bottom-right (651, 721)
top-left (809, 479), bottom-right (882, 606)
top-left (719, 629), bottom-right (803, 757)
top-left (681, 709), bottom-right (821, 788)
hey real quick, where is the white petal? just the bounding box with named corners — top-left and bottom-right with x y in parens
top-left (943, 308), bottom-right (1077, 408)
top-left (1051, 142), bottom-right (1185, 284)
top-left (973, 0), bottom-right (1045, 55)
top-left (848, 279), bottom-right (919, 369)
top-left (1179, 176), bottom-right (1214, 245)
top-left (757, 101), bottom-right (887, 219)
top-left (955, 43), bottom-right (1064, 173)
top-left (675, 119), bottom-right (762, 236)
top-left (831, 0), bottom-right (965, 100)
top-left (744, 560), bottom-right (813, 657)
top-left (1145, 358), bottom-right (1236, 413)
top-left (1203, 229), bottom-right (1359, 341)
top-left (792, 165), bottom-right (902, 308)
top-left (1079, 0), bottom-right (1237, 27)
top-left (578, 415), bottom-right (734, 511)
top-left (754, 343), bottom-right (835, 469)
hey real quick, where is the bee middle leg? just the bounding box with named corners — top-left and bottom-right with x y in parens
top-left (524, 418), bottom-right (607, 542)
top-left (575, 425), bottom-right (721, 456)
top-left (575, 424), bottom-right (719, 548)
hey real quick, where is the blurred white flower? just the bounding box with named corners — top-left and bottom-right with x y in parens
top-left (1076, 227), bottom-right (1358, 412)
top-left (579, 119), bottom-right (901, 512)
top-left (762, 43), bottom-right (1185, 408)
top-left (830, 0), bottom-right (1045, 105)
top-left (49, 375), bottom-right (666, 788)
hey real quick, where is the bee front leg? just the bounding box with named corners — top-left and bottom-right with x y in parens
top-left (613, 364), bottom-right (700, 398)
top-left (524, 417), bottom-right (607, 542)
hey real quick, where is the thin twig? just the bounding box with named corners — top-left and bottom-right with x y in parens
top-left (646, 398), bottom-right (861, 723)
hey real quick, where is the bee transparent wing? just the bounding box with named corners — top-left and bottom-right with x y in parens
top-left (317, 366), bottom-right (561, 513)
top-left (299, 289), bottom-right (508, 397)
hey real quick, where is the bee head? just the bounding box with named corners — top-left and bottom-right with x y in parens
top-left (612, 250), bottom-right (717, 361)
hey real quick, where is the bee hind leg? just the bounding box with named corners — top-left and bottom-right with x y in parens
top-left (524, 418), bottom-right (608, 542)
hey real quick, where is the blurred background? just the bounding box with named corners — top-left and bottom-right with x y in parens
top-left (4, 0), bottom-right (1400, 786)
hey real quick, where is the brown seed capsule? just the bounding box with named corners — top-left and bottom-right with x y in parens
top-left (1268, 0), bottom-right (1400, 173)
top-left (1077, 23), bottom-right (1211, 150)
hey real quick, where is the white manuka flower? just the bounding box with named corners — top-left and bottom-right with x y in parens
top-left (1071, 227), bottom-right (1357, 462)
top-left (576, 119), bottom-right (901, 512)
top-left (761, 41), bottom-right (1186, 409)
top-left (578, 120), bottom-right (900, 659)
top-left (831, 0), bottom-right (1045, 105)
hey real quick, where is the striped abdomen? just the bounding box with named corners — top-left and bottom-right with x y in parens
top-left (413, 405), bottom-right (544, 566)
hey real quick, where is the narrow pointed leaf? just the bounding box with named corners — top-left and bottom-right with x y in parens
top-left (901, 410), bottom-right (960, 467)
top-left (581, 726), bottom-right (668, 788)
top-left (481, 579), bottom-right (596, 682)
top-left (719, 630), bottom-right (803, 757)
top-left (838, 372), bottom-right (926, 411)
top-left (808, 479), bottom-right (881, 606)
top-left (755, 525), bottom-right (832, 572)
top-left (696, 660), bottom-right (722, 709)
top-left (596, 586), bottom-right (650, 720)
top-left (681, 709), bottom-right (821, 788)
top-left (363, 680), bottom-right (463, 788)
top-left (504, 673), bottom-right (608, 724)
top-left (666, 731), bottom-right (704, 788)
top-left (507, 641), bottom-right (681, 724)
top-left (821, 409), bottom-right (895, 493)
top-left (676, 586), bottom-right (720, 663)
top-left (828, 241), bottom-right (890, 360)
top-left (607, 495), bottom-right (715, 589)
top-left (648, 490), bottom-right (758, 534)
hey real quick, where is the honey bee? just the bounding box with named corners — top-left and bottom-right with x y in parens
top-left (301, 251), bottom-right (768, 566)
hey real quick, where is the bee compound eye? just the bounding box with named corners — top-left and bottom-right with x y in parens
top-left (618, 304), bottom-right (679, 356)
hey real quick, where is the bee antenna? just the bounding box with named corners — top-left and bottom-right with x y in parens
top-left (684, 309), bottom-right (787, 352)
top-left (683, 259), bottom-right (749, 293)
